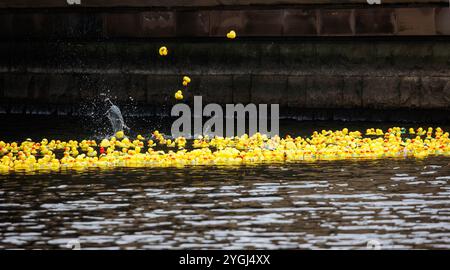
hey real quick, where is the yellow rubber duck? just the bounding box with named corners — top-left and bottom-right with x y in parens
top-left (175, 90), bottom-right (184, 100)
top-left (116, 131), bottom-right (125, 139)
top-left (182, 76), bottom-right (191, 86)
top-left (1, 127), bottom-right (449, 172)
top-left (159, 46), bottom-right (168, 56)
top-left (226, 30), bottom-right (236, 39)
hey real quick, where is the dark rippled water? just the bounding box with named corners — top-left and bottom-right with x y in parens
top-left (1, 157), bottom-right (449, 249)
top-left (1, 116), bottom-right (450, 249)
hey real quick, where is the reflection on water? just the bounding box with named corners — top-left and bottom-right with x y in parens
top-left (1, 157), bottom-right (449, 249)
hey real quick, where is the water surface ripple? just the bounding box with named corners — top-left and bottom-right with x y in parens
top-left (0, 157), bottom-right (449, 249)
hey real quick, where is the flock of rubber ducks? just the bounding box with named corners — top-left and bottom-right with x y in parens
top-left (3, 31), bottom-right (449, 173)
top-left (1, 127), bottom-right (449, 173)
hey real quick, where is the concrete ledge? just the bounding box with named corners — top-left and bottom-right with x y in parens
top-left (1, 7), bottom-right (450, 38)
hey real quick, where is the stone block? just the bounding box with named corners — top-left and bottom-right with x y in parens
top-left (76, 74), bottom-right (102, 100)
top-left (251, 75), bottom-right (286, 104)
top-left (100, 74), bottom-right (130, 102)
top-left (285, 76), bottom-right (307, 108)
top-left (54, 13), bottom-right (103, 39)
top-left (28, 74), bottom-right (50, 100)
top-left (129, 75), bottom-right (148, 102)
top-left (11, 13), bottom-right (46, 38)
top-left (0, 74), bottom-right (4, 98)
top-left (280, 43), bottom-right (316, 67)
top-left (104, 13), bottom-right (143, 38)
top-left (48, 75), bottom-right (79, 103)
top-left (260, 43), bottom-right (280, 69)
top-left (342, 76), bottom-right (363, 108)
top-left (142, 12), bottom-right (176, 37)
top-left (420, 77), bottom-right (450, 108)
top-left (0, 43), bottom-right (10, 72)
top-left (319, 9), bottom-right (354, 36)
top-left (399, 76), bottom-right (421, 108)
top-left (243, 10), bottom-right (283, 36)
top-left (355, 8), bottom-right (395, 35)
top-left (147, 75), bottom-right (181, 105)
top-left (396, 8), bottom-right (436, 35)
top-left (232, 75), bottom-right (251, 104)
top-left (210, 10), bottom-right (247, 37)
top-left (305, 75), bottom-right (343, 108)
top-left (283, 9), bottom-right (317, 36)
top-left (362, 77), bottom-right (400, 108)
top-left (176, 11), bottom-right (210, 37)
top-left (435, 8), bottom-right (450, 35)
top-left (199, 75), bottom-right (233, 104)
top-left (0, 14), bottom-right (12, 38)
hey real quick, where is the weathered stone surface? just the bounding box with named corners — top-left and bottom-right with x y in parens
top-left (199, 75), bottom-right (233, 104)
top-left (129, 75), bottom-right (148, 102)
top-left (243, 10), bottom-right (284, 36)
top-left (283, 10), bottom-right (317, 36)
top-left (146, 75), bottom-right (180, 105)
top-left (142, 12), bottom-right (176, 37)
top-left (420, 77), bottom-right (450, 108)
top-left (0, 14), bottom-right (12, 38)
top-left (362, 77), bottom-right (400, 108)
top-left (53, 13), bottom-right (103, 39)
top-left (285, 76), bottom-right (307, 108)
top-left (305, 75), bottom-right (343, 108)
top-left (100, 74), bottom-right (130, 102)
top-left (104, 13), bottom-right (143, 38)
top-left (75, 74), bottom-right (102, 100)
top-left (396, 8), bottom-right (436, 35)
top-left (232, 75), bottom-right (251, 104)
top-left (355, 8), bottom-right (395, 35)
top-left (342, 76), bottom-right (363, 108)
top-left (0, 75), bottom-right (3, 98)
top-left (280, 43), bottom-right (316, 67)
top-left (176, 11), bottom-right (210, 37)
top-left (0, 6), bottom-right (446, 39)
top-left (260, 43), bottom-right (280, 68)
top-left (399, 76), bottom-right (421, 108)
top-left (435, 8), bottom-right (450, 35)
top-left (251, 75), bottom-right (286, 104)
top-left (210, 10), bottom-right (247, 37)
top-left (48, 75), bottom-right (79, 103)
top-left (319, 9), bottom-right (354, 35)
top-left (11, 13), bottom-right (45, 38)
top-left (27, 74), bottom-right (50, 100)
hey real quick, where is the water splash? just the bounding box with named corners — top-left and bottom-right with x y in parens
top-left (104, 98), bottom-right (129, 134)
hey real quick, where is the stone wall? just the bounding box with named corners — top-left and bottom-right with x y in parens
top-left (0, 40), bottom-right (449, 121)
top-left (0, 1), bottom-right (449, 121)
top-left (1, 7), bottom-right (449, 38)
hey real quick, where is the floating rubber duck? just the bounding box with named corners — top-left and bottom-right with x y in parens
top-left (1, 127), bottom-right (449, 172)
top-left (116, 131), bottom-right (125, 139)
top-left (159, 46), bottom-right (168, 56)
top-left (226, 30), bottom-right (236, 39)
